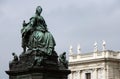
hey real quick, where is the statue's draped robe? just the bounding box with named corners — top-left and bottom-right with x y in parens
top-left (21, 15), bottom-right (56, 55)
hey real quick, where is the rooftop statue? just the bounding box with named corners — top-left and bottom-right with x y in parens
top-left (21, 6), bottom-right (56, 55)
top-left (94, 41), bottom-right (98, 52)
top-left (102, 40), bottom-right (106, 51)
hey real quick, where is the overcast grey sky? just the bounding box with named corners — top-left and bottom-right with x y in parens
top-left (0, 0), bottom-right (120, 78)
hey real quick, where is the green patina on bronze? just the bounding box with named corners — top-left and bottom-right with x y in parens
top-left (21, 6), bottom-right (56, 55)
top-left (6, 6), bottom-right (71, 79)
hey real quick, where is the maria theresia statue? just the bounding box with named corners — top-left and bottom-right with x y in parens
top-left (7, 6), bottom-right (70, 75)
top-left (6, 6), bottom-right (70, 79)
top-left (21, 6), bottom-right (56, 55)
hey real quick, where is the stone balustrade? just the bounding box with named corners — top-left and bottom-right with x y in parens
top-left (69, 50), bottom-right (120, 62)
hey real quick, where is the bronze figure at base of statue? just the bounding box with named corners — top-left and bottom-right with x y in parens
top-left (6, 6), bottom-right (71, 79)
top-left (6, 50), bottom-right (70, 79)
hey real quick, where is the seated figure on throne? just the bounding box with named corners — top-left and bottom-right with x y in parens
top-left (21, 6), bottom-right (56, 56)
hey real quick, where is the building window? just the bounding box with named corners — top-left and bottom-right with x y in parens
top-left (86, 73), bottom-right (91, 79)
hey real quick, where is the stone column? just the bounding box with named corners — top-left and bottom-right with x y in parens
top-left (102, 68), bottom-right (107, 79)
top-left (77, 71), bottom-right (80, 79)
top-left (79, 70), bottom-right (82, 79)
top-left (71, 71), bottom-right (73, 79)
top-left (68, 72), bottom-right (72, 79)
top-left (93, 68), bottom-right (97, 79)
top-left (95, 68), bottom-right (98, 79)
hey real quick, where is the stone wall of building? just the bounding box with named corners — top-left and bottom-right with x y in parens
top-left (68, 50), bottom-right (120, 79)
top-left (107, 61), bottom-right (120, 79)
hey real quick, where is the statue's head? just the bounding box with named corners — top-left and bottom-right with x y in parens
top-left (63, 52), bottom-right (66, 55)
top-left (36, 6), bottom-right (42, 15)
top-left (12, 52), bottom-right (15, 56)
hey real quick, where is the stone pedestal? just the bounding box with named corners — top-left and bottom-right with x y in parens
top-left (6, 67), bottom-right (70, 79)
top-left (6, 50), bottom-right (71, 79)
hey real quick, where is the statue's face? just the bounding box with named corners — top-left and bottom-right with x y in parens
top-left (36, 6), bottom-right (42, 14)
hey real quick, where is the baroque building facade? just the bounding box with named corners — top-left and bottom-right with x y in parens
top-left (68, 42), bottom-right (120, 79)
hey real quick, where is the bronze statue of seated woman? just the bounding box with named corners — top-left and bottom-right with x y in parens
top-left (21, 6), bottom-right (56, 56)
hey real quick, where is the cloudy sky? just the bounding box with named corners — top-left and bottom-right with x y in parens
top-left (0, 0), bottom-right (120, 78)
